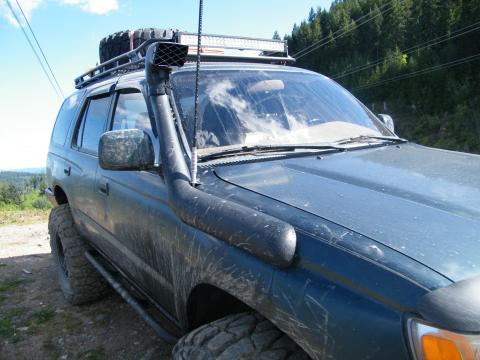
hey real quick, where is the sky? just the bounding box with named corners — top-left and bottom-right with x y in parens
top-left (0, 0), bottom-right (332, 170)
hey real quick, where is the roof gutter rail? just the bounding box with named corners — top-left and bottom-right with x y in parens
top-left (145, 43), bottom-right (297, 268)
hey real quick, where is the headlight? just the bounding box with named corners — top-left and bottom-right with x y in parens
top-left (408, 318), bottom-right (480, 360)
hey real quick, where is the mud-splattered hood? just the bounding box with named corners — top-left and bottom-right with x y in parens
top-left (214, 143), bottom-right (480, 282)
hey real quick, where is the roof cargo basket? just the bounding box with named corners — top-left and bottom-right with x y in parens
top-left (74, 30), bottom-right (295, 89)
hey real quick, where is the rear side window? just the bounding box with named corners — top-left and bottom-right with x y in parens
top-left (52, 94), bottom-right (79, 146)
top-left (76, 96), bottom-right (111, 155)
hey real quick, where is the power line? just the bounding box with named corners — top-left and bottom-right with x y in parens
top-left (294, 1), bottom-right (395, 60)
top-left (352, 52), bottom-right (480, 91)
top-left (15, 0), bottom-right (64, 98)
top-left (292, 1), bottom-right (392, 58)
top-left (5, 0), bottom-right (63, 101)
top-left (333, 20), bottom-right (480, 79)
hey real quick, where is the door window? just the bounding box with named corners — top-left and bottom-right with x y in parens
top-left (111, 91), bottom-right (154, 139)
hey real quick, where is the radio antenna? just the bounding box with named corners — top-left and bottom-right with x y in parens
top-left (190, 0), bottom-right (204, 186)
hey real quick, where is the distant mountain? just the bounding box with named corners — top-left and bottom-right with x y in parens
top-left (0, 170), bottom-right (46, 190)
top-left (1, 167), bottom-right (46, 174)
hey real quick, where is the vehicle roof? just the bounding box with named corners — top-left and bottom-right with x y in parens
top-left (120, 62), bottom-right (316, 82)
top-left (68, 62), bottom-right (318, 98)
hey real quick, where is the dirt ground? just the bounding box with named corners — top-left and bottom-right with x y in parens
top-left (0, 222), bottom-right (172, 360)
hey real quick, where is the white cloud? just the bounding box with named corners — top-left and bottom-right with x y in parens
top-left (0, 0), bottom-right (42, 27)
top-left (0, 0), bottom-right (118, 27)
top-left (61, 0), bottom-right (118, 15)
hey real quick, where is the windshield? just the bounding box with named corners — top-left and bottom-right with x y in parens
top-left (171, 68), bottom-right (391, 153)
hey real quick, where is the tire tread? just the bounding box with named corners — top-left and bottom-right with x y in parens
top-left (49, 204), bottom-right (108, 305)
top-left (172, 312), bottom-right (309, 360)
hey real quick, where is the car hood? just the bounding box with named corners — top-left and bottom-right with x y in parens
top-left (214, 143), bottom-right (480, 282)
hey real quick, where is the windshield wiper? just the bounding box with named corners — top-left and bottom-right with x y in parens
top-left (335, 135), bottom-right (407, 145)
top-left (199, 144), bottom-right (344, 162)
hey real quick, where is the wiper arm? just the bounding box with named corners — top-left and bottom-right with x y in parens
top-left (335, 135), bottom-right (407, 145)
top-left (199, 144), bottom-right (344, 162)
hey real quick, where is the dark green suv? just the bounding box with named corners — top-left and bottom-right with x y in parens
top-left (46, 29), bottom-right (480, 360)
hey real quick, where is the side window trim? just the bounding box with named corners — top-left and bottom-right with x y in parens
top-left (71, 98), bottom-right (89, 150)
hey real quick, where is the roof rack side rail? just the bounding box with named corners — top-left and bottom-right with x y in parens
top-left (75, 38), bottom-right (169, 89)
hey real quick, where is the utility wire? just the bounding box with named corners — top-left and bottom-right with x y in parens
top-left (352, 52), bottom-right (480, 91)
top-left (5, 0), bottom-right (63, 101)
top-left (333, 20), bottom-right (480, 79)
top-left (294, 1), bottom-right (395, 60)
top-left (293, 1), bottom-right (392, 58)
top-left (15, 0), bottom-right (64, 98)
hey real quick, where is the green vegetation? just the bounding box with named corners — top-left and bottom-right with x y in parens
top-left (31, 309), bottom-right (56, 325)
top-left (0, 278), bottom-right (27, 293)
top-left (0, 171), bottom-right (51, 225)
top-left (42, 338), bottom-right (61, 359)
top-left (78, 346), bottom-right (106, 360)
top-left (0, 308), bottom-right (27, 339)
top-left (285, 0), bottom-right (480, 153)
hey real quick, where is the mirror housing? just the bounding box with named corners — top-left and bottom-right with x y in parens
top-left (99, 129), bottom-right (155, 171)
top-left (378, 114), bottom-right (395, 133)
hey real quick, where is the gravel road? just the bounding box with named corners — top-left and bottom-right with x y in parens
top-left (0, 222), bottom-right (172, 359)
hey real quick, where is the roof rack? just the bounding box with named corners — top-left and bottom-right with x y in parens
top-left (75, 31), bottom-right (295, 89)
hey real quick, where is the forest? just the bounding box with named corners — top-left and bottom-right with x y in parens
top-left (283, 0), bottom-right (480, 153)
top-left (0, 171), bottom-right (51, 225)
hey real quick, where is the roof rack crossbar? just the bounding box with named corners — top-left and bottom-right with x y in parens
top-left (75, 33), bottom-right (295, 89)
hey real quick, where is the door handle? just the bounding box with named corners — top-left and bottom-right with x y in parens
top-left (99, 181), bottom-right (109, 195)
top-left (63, 166), bottom-right (71, 176)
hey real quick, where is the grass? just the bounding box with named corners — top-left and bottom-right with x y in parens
top-left (78, 346), bottom-right (106, 360)
top-left (27, 308), bottom-right (57, 336)
top-left (0, 318), bottom-right (14, 338)
top-left (0, 308), bottom-right (27, 339)
top-left (62, 313), bottom-right (83, 335)
top-left (42, 338), bottom-right (61, 359)
top-left (0, 208), bottom-right (50, 226)
top-left (31, 309), bottom-right (56, 325)
top-left (0, 278), bottom-right (26, 293)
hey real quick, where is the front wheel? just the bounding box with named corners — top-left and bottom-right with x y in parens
top-left (172, 311), bottom-right (309, 359)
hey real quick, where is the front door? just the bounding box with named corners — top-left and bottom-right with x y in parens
top-left (97, 85), bottom-right (176, 315)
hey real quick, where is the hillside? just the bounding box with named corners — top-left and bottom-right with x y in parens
top-left (285, 0), bottom-right (480, 153)
top-left (0, 171), bottom-right (45, 187)
top-left (0, 171), bottom-right (51, 225)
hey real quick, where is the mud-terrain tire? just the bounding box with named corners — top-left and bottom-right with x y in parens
top-left (48, 204), bottom-right (108, 305)
top-left (172, 312), bottom-right (309, 359)
top-left (99, 28), bottom-right (174, 65)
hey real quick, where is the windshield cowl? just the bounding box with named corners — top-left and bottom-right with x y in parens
top-left (198, 138), bottom-right (406, 162)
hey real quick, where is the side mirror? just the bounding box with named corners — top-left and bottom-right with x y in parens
top-left (378, 114), bottom-right (395, 134)
top-left (99, 129), bottom-right (155, 171)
